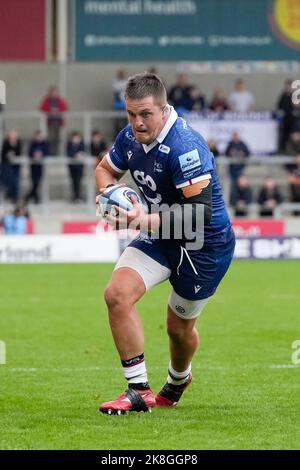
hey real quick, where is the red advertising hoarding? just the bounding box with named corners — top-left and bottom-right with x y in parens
top-left (63, 219), bottom-right (285, 237)
top-left (63, 221), bottom-right (111, 234)
top-left (232, 219), bottom-right (285, 237)
top-left (0, 0), bottom-right (46, 61)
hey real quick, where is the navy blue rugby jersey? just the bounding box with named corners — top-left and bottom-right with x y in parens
top-left (107, 107), bottom-right (232, 246)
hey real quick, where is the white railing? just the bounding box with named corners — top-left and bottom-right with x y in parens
top-left (0, 155), bottom-right (299, 217)
top-left (0, 110), bottom-right (127, 147)
top-left (1, 111), bottom-right (299, 217)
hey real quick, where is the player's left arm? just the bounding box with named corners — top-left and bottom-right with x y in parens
top-left (180, 178), bottom-right (212, 226)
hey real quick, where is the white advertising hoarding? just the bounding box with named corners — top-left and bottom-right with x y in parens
top-left (187, 112), bottom-right (278, 154)
top-left (0, 234), bottom-right (119, 264)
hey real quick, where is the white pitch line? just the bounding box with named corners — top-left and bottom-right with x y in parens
top-left (5, 366), bottom-right (104, 372)
top-left (1, 364), bottom-right (299, 373)
top-left (270, 364), bottom-right (300, 369)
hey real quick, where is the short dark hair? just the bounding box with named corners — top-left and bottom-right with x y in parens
top-left (125, 72), bottom-right (167, 105)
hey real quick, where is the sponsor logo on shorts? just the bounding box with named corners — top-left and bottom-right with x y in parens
top-left (175, 305), bottom-right (185, 314)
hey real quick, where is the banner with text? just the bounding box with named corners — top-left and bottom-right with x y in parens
top-left (187, 112), bottom-right (278, 155)
top-left (1, 234), bottom-right (299, 262)
top-left (235, 237), bottom-right (300, 259)
top-left (0, 234), bottom-right (119, 264)
top-left (74, 0), bottom-right (300, 61)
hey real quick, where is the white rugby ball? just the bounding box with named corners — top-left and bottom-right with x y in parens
top-left (98, 184), bottom-right (143, 218)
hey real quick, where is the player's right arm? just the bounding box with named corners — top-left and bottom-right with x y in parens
top-left (95, 153), bottom-right (121, 193)
top-left (95, 129), bottom-right (130, 193)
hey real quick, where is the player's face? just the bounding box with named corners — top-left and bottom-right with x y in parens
top-left (126, 96), bottom-right (168, 145)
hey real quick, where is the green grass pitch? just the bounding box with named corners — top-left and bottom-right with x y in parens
top-left (0, 261), bottom-right (299, 450)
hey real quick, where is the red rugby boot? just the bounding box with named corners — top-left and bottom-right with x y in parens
top-left (100, 387), bottom-right (156, 415)
top-left (155, 373), bottom-right (192, 407)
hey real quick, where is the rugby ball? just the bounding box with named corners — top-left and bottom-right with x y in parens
top-left (98, 184), bottom-right (143, 218)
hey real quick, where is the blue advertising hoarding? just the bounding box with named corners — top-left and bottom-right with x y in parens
top-left (74, 0), bottom-right (300, 61)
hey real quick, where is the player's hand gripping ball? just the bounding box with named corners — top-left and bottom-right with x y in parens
top-left (97, 184), bottom-right (143, 218)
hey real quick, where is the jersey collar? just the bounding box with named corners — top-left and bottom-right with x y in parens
top-left (142, 106), bottom-right (178, 154)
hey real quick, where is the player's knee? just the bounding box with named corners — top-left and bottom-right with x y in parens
top-left (167, 314), bottom-right (195, 342)
top-left (104, 283), bottom-right (121, 309)
top-left (104, 283), bottom-right (131, 310)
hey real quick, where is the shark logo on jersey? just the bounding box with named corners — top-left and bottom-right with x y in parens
top-left (158, 144), bottom-right (170, 154)
top-left (154, 161), bottom-right (163, 173)
top-left (179, 149), bottom-right (201, 174)
top-left (127, 150), bottom-right (133, 160)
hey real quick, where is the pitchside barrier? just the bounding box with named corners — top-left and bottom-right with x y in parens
top-left (1, 233), bottom-right (300, 263)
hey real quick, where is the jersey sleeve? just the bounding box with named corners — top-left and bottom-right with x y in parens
top-left (169, 145), bottom-right (214, 189)
top-left (107, 129), bottom-right (129, 174)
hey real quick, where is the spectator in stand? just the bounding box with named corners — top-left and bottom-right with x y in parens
top-left (168, 73), bottom-right (192, 116)
top-left (39, 85), bottom-right (69, 156)
top-left (288, 154), bottom-right (300, 215)
top-left (257, 177), bottom-right (282, 217)
top-left (112, 69), bottom-right (128, 136)
top-left (0, 103), bottom-right (4, 135)
top-left (231, 175), bottom-right (253, 217)
top-left (228, 78), bottom-right (255, 112)
top-left (2, 206), bottom-right (29, 235)
top-left (210, 89), bottom-right (228, 112)
top-left (66, 131), bottom-right (85, 203)
top-left (185, 85), bottom-right (206, 112)
top-left (207, 139), bottom-right (220, 158)
top-left (25, 130), bottom-right (49, 204)
top-left (0, 129), bottom-right (22, 203)
top-left (90, 130), bottom-right (109, 168)
top-left (291, 101), bottom-right (300, 134)
top-left (284, 130), bottom-right (300, 171)
top-left (286, 130), bottom-right (300, 156)
top-left (147, 66), bottom-right (159, 75)
top-left (225, 131), bottom-right (250, 198)
top-left (276, 79), bottom-right (296, 151)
